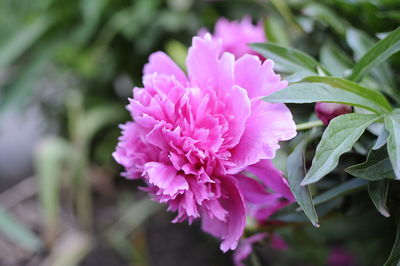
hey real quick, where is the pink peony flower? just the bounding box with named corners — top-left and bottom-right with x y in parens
top-left (113, 34), bottom-right (296, 252)
top-left (315, 102), bottom-right (352, 125)
top-left (199, 17), bottom-right (266, 58)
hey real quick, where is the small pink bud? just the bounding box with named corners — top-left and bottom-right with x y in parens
top-left (315, 102), bottom-right (352, 125)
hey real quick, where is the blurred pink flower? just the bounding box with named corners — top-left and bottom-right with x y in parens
top-left (233, 233), bottom-right (267, 266)
top-left (315, 102), bottom-right (352, 125)
top-left (199, 17), bottom-right (266, 58)
top-left (270, 234), bottom-right (288, 251)
top-left (113, 34), bottom-right (296, 252)
top-left (327, 247), bottom-right (355, 266)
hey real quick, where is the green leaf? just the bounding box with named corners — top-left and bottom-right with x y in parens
top-left (165, 39), bottom-right (187, 71)
top-left (301, 113), bottom-right (380, 185)
top-left (346, 28), bottom-right (400, 104)
top-left (0, 206), bottom-right (42, 252)
top-left (320, 41), bottom-right (353, 77)
top-left (286, 139), bottom-right (319, 227)
top-left (384, 109), bottom-right (400, 179)
top-left (264, 77), bottom-right (391, 114)
top-left (345, 146), bottom-right (396, 180)
top-left (250, 43), bottom-right (321, 74)
top-left (384, 218), bottom-right (400, 266)
top-left (313, 178), bottom-right (367, 206)
top-left (349, 26), bottom-right (400, 81)
top-left (368, 180), bottom-right (390, 217)
top-left (303, 76), bottom-right (392, 113)
top-left (373, 127), bottom-right (389, 150)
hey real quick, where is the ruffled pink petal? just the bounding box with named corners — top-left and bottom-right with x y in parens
top-left (143, 51), bottom-right (188, 85)
top-left (201, 175), bottom-right (246, 252)
top-left (229, 101), bottom-right (296, 172)
top-left (234, 56), bottom-right (287, 99)
top-left (246, 160), bottom-right (294, 201)
top-left (144, 162), bottom-right (189, 196)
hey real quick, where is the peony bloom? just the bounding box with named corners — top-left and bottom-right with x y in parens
top-left (315, 102), bottom-right (352, 125)
top-left (199, 17), bottom-right (266, 58)
top-left (113, 34), bottom-right (296, 252)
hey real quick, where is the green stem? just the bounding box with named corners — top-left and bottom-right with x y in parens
top-left (296, 120), bottom-right (324, 131)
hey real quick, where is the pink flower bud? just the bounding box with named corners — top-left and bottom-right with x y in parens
top-left (315, 102), bottom-right (352, 125)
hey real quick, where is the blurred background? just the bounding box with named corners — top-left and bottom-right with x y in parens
top-left (0, 0), bottom-right (400, 265)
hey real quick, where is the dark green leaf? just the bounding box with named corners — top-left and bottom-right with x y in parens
top-left (345, 146), bottom-right (396, 180)
top-left (368, 180), bottom-right (390, 217)
top-left (349, 26), bottom-right (400, 81)
top-left (287, 139), bottom-right (319, 227)
top-left (384, 218), bottom-right (400, 266)
top-left (301, 113), bottom-right (380, 185)
top-left (384, 109), bottom-right (400, 179)
top-left (313, 178), bottom-right (367, 206)
top-left (250, 43), bottom-right (321, 74)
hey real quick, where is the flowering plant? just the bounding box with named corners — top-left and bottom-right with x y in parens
top-left (114, 5), bottom-right (400, 266)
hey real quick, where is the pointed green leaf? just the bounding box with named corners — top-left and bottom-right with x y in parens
top-left (384, 110), bottom-right (400, 179)
top-left (384, 219), bottom-right (400, 266)
top-left (303, 76), bottom-right (392, 112)
top-left (346, 28), bottom-right (400, 104)
top-left (287, 139), bottom-right (319, 227)
top-left (345, 146), bottom-right (396, 180)
top-left (264, 77), bottom-right (390, 114)
top-left (313, 178), bottom-right (367, 206)
top-left (349, 26), bottom-right (400, 81)
top-left (368, 180), bottom-right (390, 217)
top-left (250, 43), bottom-right (321, 74)
top-left (301, 113), bottom-right (380, 185)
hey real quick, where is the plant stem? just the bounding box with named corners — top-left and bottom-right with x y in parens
top-left (296, 120), bottom-right (324, 131)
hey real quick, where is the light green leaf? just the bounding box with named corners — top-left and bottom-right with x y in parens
top-left (287, 139), bottom-right (319, 227)
top-left (384, 109), bottom-right (400, 179)
top-left (368, 180), bottom-right (390, 217)
top-left (384, 219), bottom-right (400, 266)
top-left (349, 26), bottom-right (400, 81)
top-left (313, 178), bottom-right (367, 206)
top-left (250, 43), bottom-right (322, 74)
top-left (345, 146), bottom-right (396, 180)
top-left (264, 77), bottom-right (390, 114)
top-left (301, 113), bottom-right (380, 185)
top-left (373, 127), bottom-right (389, 150)
top-left (0, 206), bottom-right (42, 252)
